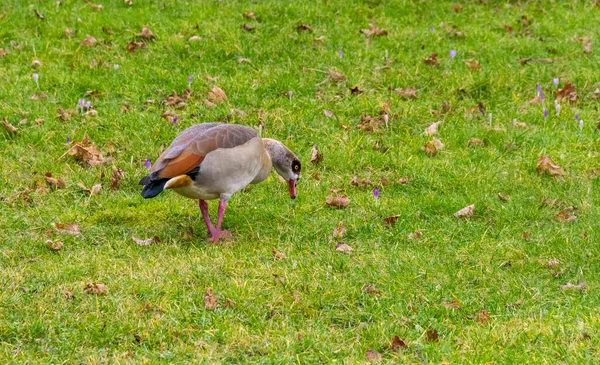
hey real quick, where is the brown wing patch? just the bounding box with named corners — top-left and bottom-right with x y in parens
top-left (158, 149), bottom-right (204, 178)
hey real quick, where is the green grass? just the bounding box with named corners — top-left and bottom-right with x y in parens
top-left (1, 0), bottom-right (600, 362)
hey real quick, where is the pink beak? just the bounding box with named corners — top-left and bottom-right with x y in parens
top-left (287, 180), bottom-right (297, 199)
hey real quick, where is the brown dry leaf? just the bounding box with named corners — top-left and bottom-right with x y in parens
top-left (560, 281), bottom-right (587, 291)
top-left (65, 28), bottom-right (76, 38)
top-left (357, 115), bottom-right (383, 133)
top-left (360, 24), bottom-right (387, 37)
top-left (573, 37), bottom-right (592, 53)
top-left (328, 69), bottom-right (346, 82)
top-left (394, 87), bottom-right (417, 98)
top-left (323, 110), bottom-right (335, 118)
top-left (1, 117), bottom-right (18, 133)
top-left (331, 221), bottom-right (346, 239)
top-left (476, 309), bottom-right (490, 324)
top-left (46, 240), bottom-right (63, 251)
top-left (68, 133), bottom-right (111, 166)
top-left (314, 35), bottom-right (325, 42)
top-left (592, 88), bottom-right (600, 99)
top-left (32, 59), bottom-right (42, 68)
top-left (132, 236), bottom-right (160, 246)
top-left (497, 193), bottom-right (510, 201)
top-left (296, 23), bottom-right (312, 32)
top-left (224, 298), bottom-right (236, 308)
top-left (44, 172), bottom-right (66, 189)
top-left (443, 298), bottom-right (461, 310)
top-left (423, 53), bottom-right (439, 66)
top-left (204, 288), bottom-right (218, 309)
top-left (326, 195), bottom-right (350, 208)
top-left (408, 230), bottom-right (423, 240)
top-left (556, 206), bottom-right (577, 223)
top-left (34, 9), bottom-right (44, 19)
top-left (536, 156), bottom-right (565, 177)
top-left (465, 58), bottom-right (480, 71)
top-left (556, 81), bottom-right (578, 103)
top-left (207, 86), bottom-right (227, 104)
top-left (421, 138), bottom-right (444, 157)
top-left (383, 215), bottom-right (401, 226)
top-left (80, 34), bottom-right (97, 47)
top-left (84, 283), bottom-right (107, 295)
top-left (89, 184), bottom-right (102, 195)
top-left (271, 249), bottom-right (285, 260)
top-left (310, 144), bottom-right (323, 165)
top-left (188, 35), bottom-right (201, 42)
top-left (362, 284), bottom-right (380, 295)
top-left (365, 349), bottom-right (382, 362)
top-left (136, 27), bottom-right (155, 39)
top-left (241, 23), bottom-right (254, 31)
top-left (335, 242), bottom-right (353, 253)
top-left (468, 138), bottom-right (484, 147)
top-left (424, 121), bottom-right (441, 136)
top-left (57, 108), bottom-right (77, 121)
top-left (349, 176), bottom-right (373, 187)
top-left (237, 57), bottom-right (251, 63)
top-left (52, 222), bottom-right (81, 235)
top-left (454, 204), bottom-right (474, 218)
top-left (109, 165), bottom-right (124, 189)
top-left (425, 329), bottom-right (439, 342)
top-left (127, 41), bottom-right (146, 53)
top-left (0, 48), bottom-right (9, 57)
top-left (512, 120), bottom-right (527, 128)
top-left (547, 258), bottom-right (561, 269)
top-left (31, 92), bottom-right (49, 101)
top-left (243, 12), bottom-right (256, 20)
top-left (203, 99), bottom-right (216, 108)
top-left (91, 3), bottom-right (103, 10)
top-left (391, 336), bottom-right (408, 352)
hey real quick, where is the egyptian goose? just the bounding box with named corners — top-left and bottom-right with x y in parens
top-left (139, 122), bottom-right (301, 243)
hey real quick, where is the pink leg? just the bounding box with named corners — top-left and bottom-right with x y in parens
top-left (208, 199), bottom-right (231, 243)
top-left (199, 200), bottom-right (215, 235)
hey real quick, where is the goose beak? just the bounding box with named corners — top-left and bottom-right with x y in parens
top-left (287, 179), bottom-right (297, 199)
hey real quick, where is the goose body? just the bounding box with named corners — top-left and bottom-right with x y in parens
top-left (139, 122), bottom-right (301, 242)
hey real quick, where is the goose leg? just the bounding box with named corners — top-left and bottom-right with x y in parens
top-left (208, 199), bottom-right (231, 243)
top-left (199, 200), bottom-right (216, 236)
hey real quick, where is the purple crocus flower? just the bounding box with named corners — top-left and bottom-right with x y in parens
top-left (188, 76), bottom-right (193, 84)
top-left (540, 92), bottom-right (545, 101)
top-left (33, 73), bottom-right (39, 83)
top-left (85, 101), bottom-right (91, 109)
top-left (449, 49), bottom-right (457, 59)
top-left (575, 114), bottom-right (579, 121)
top-left (67, 136), bottom-right (71, 144)
top-left (544, 109), bottom-right (548, 119)
top-left (173, 117), bottom-right (177, 124)
top-left (373, 189), bottom-right (379, 198)
top-left (338, 50), bottom-right (342, 61)
top-left (288, 91), bottom-right (293, 100)
top-left (553, 78), bottom-right (559, 85)
top-left (537, 85), bottom-right (541, 95)
top-left (145, 160), bottom-right (151, 169)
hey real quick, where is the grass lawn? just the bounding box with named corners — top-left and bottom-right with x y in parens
top-left (1, 0), bottom-right (600, 362)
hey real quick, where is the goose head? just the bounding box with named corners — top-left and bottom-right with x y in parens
top-left (263, 138), bottom-right (301, 199)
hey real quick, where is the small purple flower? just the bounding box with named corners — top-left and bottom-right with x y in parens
top-left (544, 109), bottom-right (548, 118)
top-left (85, 101), bottom-right (91, 108)
top-left (173, 117), bottom-right (177, 124)
top-left (289, 91), bottom-right (293, 99)
top-left (373, 189), bottom-right (379, 198)
top-left (338, 50), bottom-right (342, 61)
top-left (67, 136), bottom-right (71, 144)
top-left (553, 78), bottom-right (559, 85)
top-left (33, 73), bottom-right (39, 83)
top-left (537, 85), bottom-right (541, 95)
top-left (449, 49), bottom-right (456, 59)
top-left (114, 64), bottom-right (119, 70)
top-left (430, 25), bottom-right (434, 32)
top-left (575, 114), bottom-right (579, 121)
top-left (188, 76), bottom-right (193, 84)
top-left (145, 160), bottom-right (151, 169)
top-left (79, 99), bottom-right (85, 106)
top-left (540, 92), bottom-right (545, 101)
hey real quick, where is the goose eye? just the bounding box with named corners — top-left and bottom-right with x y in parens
top-left (292, 160), bottom-right (301, 173)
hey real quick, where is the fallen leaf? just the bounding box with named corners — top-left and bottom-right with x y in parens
top-left (225, 298), bottom-right (236, 308)
top-left (454, 204), bottom-right (474, 218)
top-left (560, 281), bottom-right (586, 291)
top-left (68, 133), bottom-right (112, 166)
top-left (556, 206), bottom-right (577, 223)
top-left (349, 85), bottom-right (363, 94)
top-left (423, 53), bottom-right (439, 66)
top-left (547, 258), bottom-right (560, 269)
top-left (126, 41), bottom-right (146, 53)
top-left (331, 221), bottom-right (346, 239)
top-left (349, 176), bottom-right (373, 187)
top-left (64, 290), bottom-right (74, 299)
top-left (521, 231), bottom-right (531, 240)
top-left (188, 35), bottom-right (201, 42)
top-left (326, 195), bottom-right (350, 208)
top-left (241, 23), bottom-right (254, 31)
top-left (335, 242), bottom-right (353, 253)
top-left (271, 249), bottom-right (285, 260)
top-left (1, 117), bottom-right (18, 133)
top-left (296, 23), bottom-right (312, 32)
top-left (467, 138), bottom-right (484, 147)
top-left (421, 138), bottom-right (444, 157)
top-left (314, 35), bottom-right (325, 42)
top-left (310, 144), bottom-right (323, 164)
top-left (391, 336), bottom-right (408, 351)
top-left (497, 193), bottom-right (510, 201)
top-left (362, 284), bottom-right (380, 295)
top-left (425, 329), bottom-right (439, 342)
top-left (237, 57), bottom-right (251, 63)
top-left (44, 172), bottom-right (66, 188)
top-left (109, 165), bottom-right (124, 189)
top-left (34, 9), bottom-right (44, 19)
top-left (328, 69), bottom-right (346, 81)
top-left (394, 87), bottom-right (417, 98)
top-left (203, 99), bottom-right (216, 108)
top-left (84, 283), bottom-right (107, 295)
top-left (132, 236), bottom-right (160, 246)
top-left (357, 115), bottom-right (383, 133)
top-left (365, 349), bottom-right (382, 362)
top-left (555, 81), bottom-right (578, 103)
top-left (512, 119), bottom-right (527, 128)
top-left (32, 60), bottom-right (42, 68)
top-left (323, 110), bottom-right (335, 118)
top-left (536, 156), bottom-right (565, 177)
top-left (52, 222), bottom-right (81, 235)
top-left (91, 3), bottom-right (103, 10)
top-left (0, 48), bottom-right (9, 57)
top-left (443, 298), bottom-right (461, 310)
top-left (408, 230), bottom-right (423, 240)
top-left (360, 24), bottom-right (387, 37)
top-left (398, 177), bottom-right (410, 184)
top-left (80, 34), bottom-right (97, 47)
top-left (475, 309), bottom-right (490, 324)
top-left (31, 92), bottom-right (49, 101)
top-left (207, 86), bottom-right (227, 104)
top-left (45, 240), bottom-right (63, 251)
top-left (573, 36), bottom-right (592, 53)
top-left (136, 27), bottom-right (155, 39)
top-left (243, 12), bottom-right (256, 20)
top-left (424, 121), bottom-right (441, 136)
top-left (465, 58), bottom-right (480, 71)
top-left (592, 88), bottom-right (600, 99)
top-left (383, 215), bottom-right (401, 226)
top-left (204, 287), bottom-right (218, 309)
top-left (57, 108), bottom-right (77, 121)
